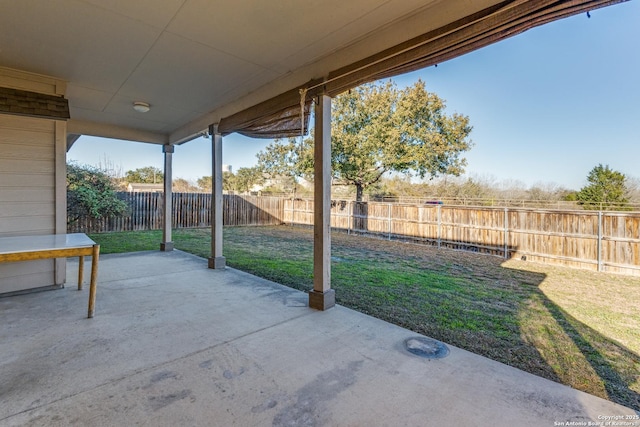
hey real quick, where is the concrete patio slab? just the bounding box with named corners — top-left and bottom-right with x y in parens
top-left (0, 250), bottom-right (635, 426)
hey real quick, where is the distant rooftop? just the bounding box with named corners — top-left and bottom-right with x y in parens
top-left (127, 183), bottom-right (164, 193)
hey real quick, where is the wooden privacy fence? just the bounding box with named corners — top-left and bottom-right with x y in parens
top-left (283, 199), bottom-right (640, 276)
top-left (68, 193), bottom-right (284, 233)
top-left (68, 193), bottom-right (640, 276)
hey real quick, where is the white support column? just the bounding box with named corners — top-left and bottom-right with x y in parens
top-left (309, 94), bottom-right (335, 310)
top-left (160, 144), bottom-right (174, 251)
top-left (208, 124), bottom-right (226, 269)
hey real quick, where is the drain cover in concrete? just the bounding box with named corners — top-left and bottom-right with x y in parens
top-left (404, 337), bottom-right (449, 359)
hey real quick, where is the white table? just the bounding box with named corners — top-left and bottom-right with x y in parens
top-left (0, 233), bottom-right (100, 318)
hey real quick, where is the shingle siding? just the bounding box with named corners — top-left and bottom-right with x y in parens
top-left (0, 87), bottom-right (70, 120)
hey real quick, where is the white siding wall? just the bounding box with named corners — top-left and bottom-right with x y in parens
top-left (0, 115), bottom-right (58, 294)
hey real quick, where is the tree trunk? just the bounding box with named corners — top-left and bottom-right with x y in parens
top-left (355, 184), bottom-right (364, 202)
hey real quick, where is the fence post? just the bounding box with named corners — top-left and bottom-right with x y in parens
top-left (504, 207), bottom-right (509, 259)
top-left (388, 203), bottom-right (392, 240)
top-left (290, 197), bottom-right (294, 226)
top-left (348, 201), bottom-right (352, 235)
top-left (597, 210), bottom-right (603, 272)
top-left (437, 204), bottom-right (441, 249)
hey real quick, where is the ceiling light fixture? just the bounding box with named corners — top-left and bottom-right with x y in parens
top-left (133, 101), bottom-right (150, 113)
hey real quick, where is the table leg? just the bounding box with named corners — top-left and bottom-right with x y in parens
top-left (78, 256), bottom-right (84, 290)
top-left (88, 244), bottom-right (100, 318)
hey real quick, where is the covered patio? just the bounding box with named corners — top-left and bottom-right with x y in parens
top-left (0, 0), bottom-right (629, 304)
top-left (1, 1), bottom-right (637, 424)
top-left (1, 250), bottom-right (634, 426)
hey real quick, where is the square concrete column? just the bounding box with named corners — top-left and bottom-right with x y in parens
top-left (208, 124), bottom-right (226, 269)
top-left (160, 144), bottom-right (174, 251)
top-left (309, 94), bottom-right (335, 310)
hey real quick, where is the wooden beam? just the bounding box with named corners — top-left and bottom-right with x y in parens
top-left (309, 94), bottom-right (335, 310)
top-left (160, 144), bottom-right (174, 251)
top-left (208, 125), bottom-right (226, 269)
top-left (88, 244), bottom-right (100, 318)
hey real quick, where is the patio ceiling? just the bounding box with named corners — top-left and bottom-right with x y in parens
top-left (0, 0), bottom-right (624, 145)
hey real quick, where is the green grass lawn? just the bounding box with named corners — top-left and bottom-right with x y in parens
top-left (89, 226), bottom-right (640, 411)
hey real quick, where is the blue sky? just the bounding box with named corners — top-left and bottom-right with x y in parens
top-left (68, 1), bottom-right (639, 191)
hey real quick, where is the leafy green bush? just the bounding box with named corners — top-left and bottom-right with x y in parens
top-left (67, 163), bottom-right (127, 226)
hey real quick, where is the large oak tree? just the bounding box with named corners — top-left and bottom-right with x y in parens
top-left (257, 80), bottom-right (473, 201)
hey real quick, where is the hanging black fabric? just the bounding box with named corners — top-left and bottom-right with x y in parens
top-left (218, 0), bottom-right (626, 139)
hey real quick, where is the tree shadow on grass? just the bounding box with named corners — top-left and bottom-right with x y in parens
top-left (519, 289), bottom-right (640, 411)
top-left (334, 247), bottom-right (640, 412)
top-left (222, 225), bottom-right (640, 411)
